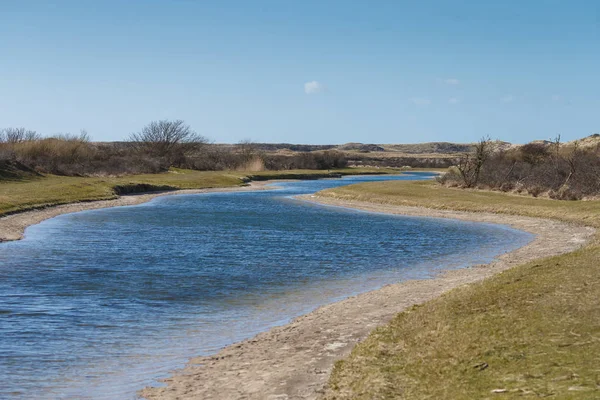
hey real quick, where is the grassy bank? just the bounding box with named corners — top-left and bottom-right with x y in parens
top-left (0, 167), bottom-right (397, 217)
top-left (317, 180), bottom-right (600, 399)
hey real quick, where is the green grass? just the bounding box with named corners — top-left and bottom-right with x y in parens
top-left (0, 167), bottom-right (400, 217)
top-left (318, 180), bottom-right (600, 399)
top-left (0, 169), bottom-right (247, 216)
top-left (317, 180), bottom-right (600, 228)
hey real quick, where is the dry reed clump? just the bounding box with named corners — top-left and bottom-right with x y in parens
top-left (236, 156), bottom-right (265, 172)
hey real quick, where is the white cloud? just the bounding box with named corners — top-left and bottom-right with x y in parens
top-left (501, 95), bottom-right (515, 103)
top-left (410, 97), bottom-right (431, 106)
top-left (444, 78), bottom-right (460, 85)
top-left (448, 97), bottom-right (460, 104)
top-left (551, 94), bottom-right (561, 101)
top-left (304, 81), bottom-right (324, 94)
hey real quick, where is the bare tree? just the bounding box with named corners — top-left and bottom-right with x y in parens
top-left (551, 134), bottom-right (562, 174)
top-left (455, 136), bottom-right (494, 187)
top-left (562, 140), bottom-right (581, 188)
top-left (1, 127), bottom-right (40, 143)
top-left (129, 120), bottom-right (207, 164)
top-left (236, 139), bottom-right (259, 161)
top-left (1, 127), bottom-right (40, 163)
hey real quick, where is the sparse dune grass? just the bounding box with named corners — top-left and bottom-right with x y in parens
top-left (318, 180), bottom-right (600, 399)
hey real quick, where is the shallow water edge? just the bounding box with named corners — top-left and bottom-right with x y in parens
top-left (138, 198), bottom-right (594, 400)
top-left (2, 174), bottom-right (572, 400)
top-left (0, 181), bottom-right (271, 242)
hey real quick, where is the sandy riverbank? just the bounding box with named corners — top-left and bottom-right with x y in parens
top-left (139, 195), bottom-right (595, 400)
top-left (0, 182), bottom-right (271, 242)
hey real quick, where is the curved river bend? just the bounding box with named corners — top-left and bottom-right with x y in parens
top-left (0, 173), bottom-right (533, 399)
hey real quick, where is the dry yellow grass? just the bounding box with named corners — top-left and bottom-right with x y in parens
top-left (318, 180), bottom-right (600, 399)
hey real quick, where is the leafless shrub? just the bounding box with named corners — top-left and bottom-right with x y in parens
top-left (185, 145), bottom-right (237, 171)
top-left (0, 127), bottom-right (41, 143)
top-left (455, 136), bottom-right (494, 187)
top-left (129, 120), bottom-right (207, 166)
top-left (0, 128), bottom-right (169, 176)
top-left (262, 151), bottom-right (348, 170)
top-left (0, 127), bottom-right (41, 163)
top-left (442, 135), bottom-right (600, 200)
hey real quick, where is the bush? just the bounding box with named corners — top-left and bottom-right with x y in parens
top-left (129, 120), bottom-right (207, 167)
top-left (262, 151), bottom-right (348, 170)
top-left (441, 137), bottom-right (600, 200)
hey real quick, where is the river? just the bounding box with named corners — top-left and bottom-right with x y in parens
top-left (0, 173), bottom-right (533, 399)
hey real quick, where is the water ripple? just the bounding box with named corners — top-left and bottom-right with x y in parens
top-left (0, 174), bottom-right (533, 399)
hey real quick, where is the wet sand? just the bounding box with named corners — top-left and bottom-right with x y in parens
top-left (138, 195), bottom-right (595, 400)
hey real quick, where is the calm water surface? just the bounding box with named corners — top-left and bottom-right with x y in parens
top-left (0, 173), bottom-right (533, 399)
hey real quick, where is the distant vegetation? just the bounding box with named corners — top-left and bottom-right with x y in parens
top-left (0, 123), bottom-right (402, 217)
top-left (2, 121), bottom-right (598, 198)
top-left (0, 121), bottom-right (351, 177)
top-left (439, 135), bottom-right (600, 199)
top-left (0, 128), bottom-right (166, 176)
top-left (0, 120), bottom-right (498, 179)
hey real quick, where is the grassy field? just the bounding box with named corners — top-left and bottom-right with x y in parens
top-left (0, 167), bottom-right (398, 217)
top-left (317, 180), bottom-right (600, 399)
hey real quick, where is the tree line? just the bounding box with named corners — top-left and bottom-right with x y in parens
top-left (0, 120), bottom-right (348, 176)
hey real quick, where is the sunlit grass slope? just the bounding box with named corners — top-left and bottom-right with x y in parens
top-left (317, 180), bottom-right (600, 399)
top-left (0, 167), bottom-right (396, 216)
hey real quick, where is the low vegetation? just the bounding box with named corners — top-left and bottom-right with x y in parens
top-left (0, 122), bottom-right (357, 177)
top-left (0, 119), bottom-right (449, 216)
top-left (317, 180), bottom-right (600, 399)
top-left (0, 167), bottom-right (396, 217)
top-left (0, 129), bottom-right (167, 176)
top-left (440, 135), bottom-right (600, 200)
top-left (2, 121), bottom-right (505, 179)
top-left (0, 169), bottom-right (241, 216)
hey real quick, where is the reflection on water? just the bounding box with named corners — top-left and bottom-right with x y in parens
top-left (0, 173), bottom-right (533, 399)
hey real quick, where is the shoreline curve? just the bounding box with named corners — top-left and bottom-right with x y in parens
top-left (139, 195), bottom-right (595, 400)
top-left (0, 181), bottom-right (271, 242)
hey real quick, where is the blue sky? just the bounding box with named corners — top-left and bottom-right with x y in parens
top-left (1, 1), bottom-right (598, 144)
